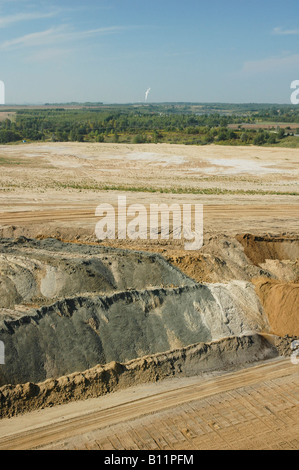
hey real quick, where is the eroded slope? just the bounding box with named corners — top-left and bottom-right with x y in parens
top-left (0, 237), bottom-right (271, 386)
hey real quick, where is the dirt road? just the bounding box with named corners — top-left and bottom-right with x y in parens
top-left (0, 358), bottom-right (297, 450)
top-left (1, 202), bottom-right (298, 249)
top-left (1, 204), bottom-right (299, 225)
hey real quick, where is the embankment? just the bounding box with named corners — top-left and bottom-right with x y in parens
top-left (0, 334), bottom-right (278, 419)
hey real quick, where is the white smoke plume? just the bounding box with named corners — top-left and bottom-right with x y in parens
top-left (145, 87), bottom-right (151, 102)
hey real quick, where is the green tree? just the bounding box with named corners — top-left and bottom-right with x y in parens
top-left (132, 134), bottom-right (147, 144)
top-left (267, 134), bottom-right (276, 144)
top-left (278, 128), bottom-right (285, 139)
top-left (96, 134), bottom-right (105, 143)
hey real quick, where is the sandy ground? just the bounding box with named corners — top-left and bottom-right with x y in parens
top-left (0, 142), bottom-right (298, 244)
top-left (0, 358), bottom-right (298, 450)
top-left (0, 142), bottom-right (298, 451)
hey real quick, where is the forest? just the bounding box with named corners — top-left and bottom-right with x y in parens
top-left (0, 102), bottom-right (299, 147)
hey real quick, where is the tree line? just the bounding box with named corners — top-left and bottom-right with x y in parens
top-left (0, 105), bottom-right (296, 145)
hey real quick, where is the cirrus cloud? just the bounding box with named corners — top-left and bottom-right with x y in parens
top-left (0, 24), bottom-right (133, 51)
top-left (0, 11), bottom-right (58, 28)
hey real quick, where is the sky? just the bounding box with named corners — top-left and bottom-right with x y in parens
top-left (1, 0), bottom-right (299, 104)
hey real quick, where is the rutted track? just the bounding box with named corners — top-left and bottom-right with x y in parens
top-left (0, 204), bottom-right (298, 225)
top-left (0, 358), bottom-right (296, 450)
top-left (0, 143), bottom-right (298, 449)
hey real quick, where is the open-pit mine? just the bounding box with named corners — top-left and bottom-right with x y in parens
top-left (0, 143), bottom-right (298, 450)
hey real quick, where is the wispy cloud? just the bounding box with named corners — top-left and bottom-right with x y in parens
top-left (0, 11), bottom-right (58, 28)
top-left (272, 26), bottom-right (299, 36)
top-left (0, 26), bottom-right (66, 50)
top-left (0, 25), bottom-right (131, 50)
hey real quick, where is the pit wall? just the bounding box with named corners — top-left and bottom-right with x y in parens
top-left (0, 283), bottom-right (270, 386)
top-left (0, 333), bottom-right (278, 419)
top-left (236, 234), bottom-right (299, 265)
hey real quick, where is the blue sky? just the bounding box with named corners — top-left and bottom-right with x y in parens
top-left (1, 0), bottom-right (299, 104)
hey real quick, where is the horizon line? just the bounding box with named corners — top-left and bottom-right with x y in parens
top-left (0, 101), bottom-right (294, 107)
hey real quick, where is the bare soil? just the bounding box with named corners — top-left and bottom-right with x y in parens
top-left (0, 142), bottom-right (298, 450)
top-left (253, 278), bottom-right (299, 336)
top-left (0, 142), bottom-right (297, 243)
top-left (0, 358), bottom-right (297, 451)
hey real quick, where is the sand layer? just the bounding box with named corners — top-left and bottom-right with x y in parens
top-left (253, 278), bottom-right (299, 336)
top-left (0, 237), bottom-right (272, 386)
top-left (0, 143), bottom-right (298, 420)
top-left (0, 233), bottom-right (298, 388)
top-left (0, 334), bottom-right (279, 419)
